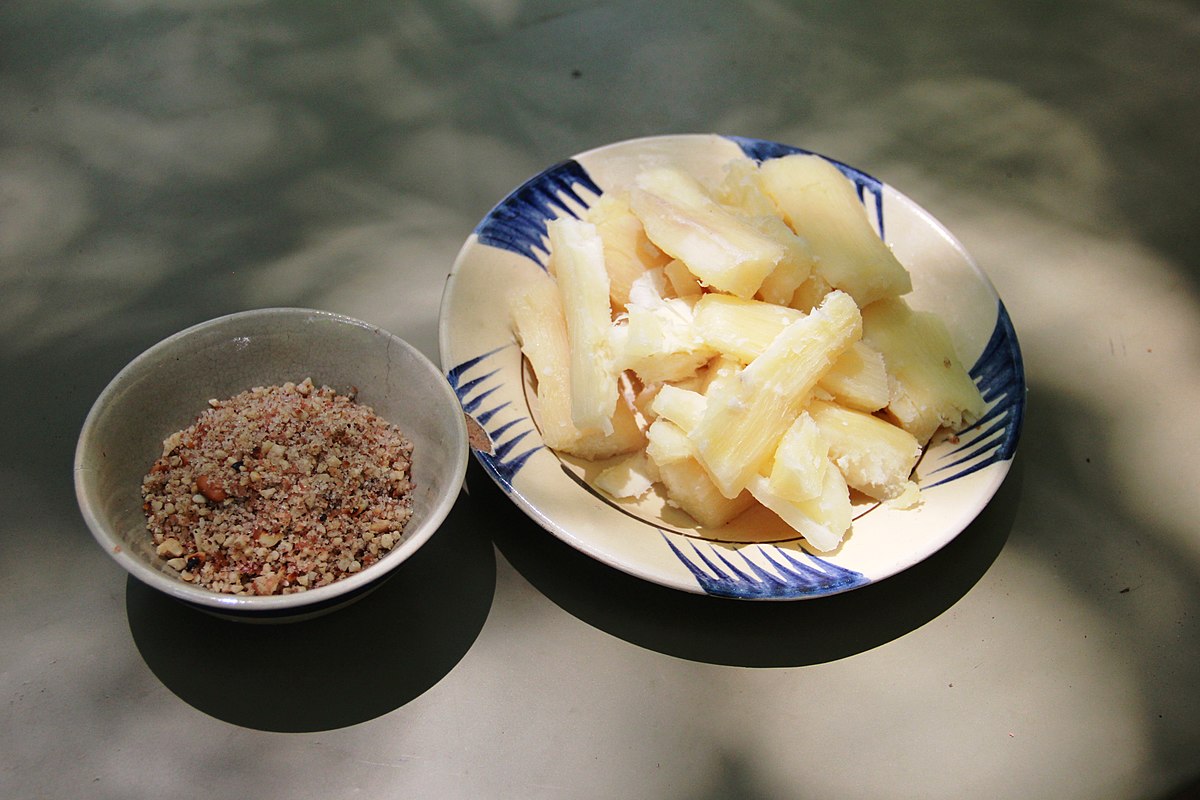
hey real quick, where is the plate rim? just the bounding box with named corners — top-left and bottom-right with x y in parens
top-left (438, 133), bottom-right (1025, 600)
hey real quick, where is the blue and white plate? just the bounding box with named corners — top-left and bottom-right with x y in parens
top-left (438, 134), bottom-right (1024, 599)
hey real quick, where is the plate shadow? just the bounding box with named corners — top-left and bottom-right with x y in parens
top-left (482, 454), bottom-right (1023, 667)
top-left (126, 489), bottom-right (496, 731)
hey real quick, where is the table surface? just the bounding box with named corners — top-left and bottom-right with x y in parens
top-left (4, 2), bottom-right (1199, 798)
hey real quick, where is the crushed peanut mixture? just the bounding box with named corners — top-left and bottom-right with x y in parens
top-left (141, 378), bottom-right (415, 596)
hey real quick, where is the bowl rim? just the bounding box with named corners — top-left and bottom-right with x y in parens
top-left (74, 306), bottom-right (469, 612)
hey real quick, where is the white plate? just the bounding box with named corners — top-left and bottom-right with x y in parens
top-left (438, 134), bottom-right (1024, 599)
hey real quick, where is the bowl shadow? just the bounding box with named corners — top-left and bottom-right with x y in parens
top-left (126, 488), bottom-right (495, 732)
top-left (482, 453), bottom-right (1023, 667)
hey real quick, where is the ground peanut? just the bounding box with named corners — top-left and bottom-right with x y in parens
top-left (141, 378), bottom-right (415, 596)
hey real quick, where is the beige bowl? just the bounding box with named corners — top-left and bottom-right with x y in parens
top-left (75, 308), bottom-right (468, 621)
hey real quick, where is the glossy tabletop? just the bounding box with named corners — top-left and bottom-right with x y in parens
top-left (3, 2), bottom-right (1198, 798)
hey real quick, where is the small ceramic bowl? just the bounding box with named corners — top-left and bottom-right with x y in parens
top-left (75, 308), bottom-right (468, 621)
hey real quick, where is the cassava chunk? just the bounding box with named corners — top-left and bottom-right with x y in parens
top-left (646, 419), bottom-right (754, 528)
top-left (712, 157), bottom-right (779, 217)
top-left (861, 297), bottom-right (985, 444)
top-left (789, 273), bottom-right (834, 313)
top-left (745, 213), bottom-right (815, 305)
top-left (757, 154), bottom-right (911, 307)
top-left (509, 273), bottom-right (644, 459)
top-left (746, 465), bottom-right (851, 553)
top-left (585, 192), bottom-right (671, 311)
top-left (662, 258), bottom-right (704, 298)
top-left (644, 416), bottom-right (695, 465)
top-left (689, 290), bottom-right (862, 499)
top-left (547, 217), bottom-right (619, 435)
top-left (713, 158), bottom-right (819, 303)
top-left (817, 341), bottom-right (889, 413)
top-left (616, 271), bottom-right (715, 384)
top-left (692, 293), bottom-right (886, 411)
top-left (648, 384), bottom-right (708, 433)
top-left (693, 293), bottom-right (804, 363)
top-left (808, 398), bottom-right (921, 501)
top-left (767, 411), bottom-right (829, 502)
top-left (630, 166), bottom-right (785, 299)
top-left (593, 451), bottom-right (658, 499)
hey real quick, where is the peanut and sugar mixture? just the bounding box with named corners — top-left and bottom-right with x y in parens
top-left (141, 378), bottom-right (415, 596)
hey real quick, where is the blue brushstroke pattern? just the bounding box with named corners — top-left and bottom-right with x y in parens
top-left (725, 135), bottom-right (887, 239)
top-left (927, 301), bottom-right (1025, 486)
top-left (662, 535), bottom-right (869, 599)
top-left (474, 159), bottom-right (602, 267)
top-left (446, 346), bottom-right (541, 491)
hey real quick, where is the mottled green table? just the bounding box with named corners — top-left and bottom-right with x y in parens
top-left (3, 2), bottom-right (1197, 798)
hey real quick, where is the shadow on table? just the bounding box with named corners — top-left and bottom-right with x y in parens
top-left (1157, 774), bottom-right (1200, 800)
top-left (126, 489), bottom-right (495, 732)
top-left (482, 454), bottom-right (1023, 668)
